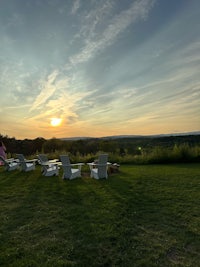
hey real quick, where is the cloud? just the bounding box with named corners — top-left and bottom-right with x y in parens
top-left (4, 104), bottom-right (31, 110)
top-left (71, 0), bottom-right (80, 15)
top-left (29, 70), bottom-right (69, 112)
top-left (70, 0), bottom-right (155, 65)
top-left (27, 85), bottom-right (92, 125)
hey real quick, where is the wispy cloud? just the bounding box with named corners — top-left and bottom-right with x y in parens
top-left (27, 85), bottom-right (92, 125)
top-left (71, 0), bottom-right (81, 15)
top-left (4, 104), bottom-right (31, 110)
top-left (70, 0), bottom-right (155, 65)
top-left (29, 70), bottom-right (69, 112)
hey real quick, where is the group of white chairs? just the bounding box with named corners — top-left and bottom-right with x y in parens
top-left (0, 154), bottom-right (110, 180)
top-left (0, 154), bottom-right (37, 172)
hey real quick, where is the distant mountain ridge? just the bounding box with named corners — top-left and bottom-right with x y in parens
top-left (60, 131), bottom-right (200, 141)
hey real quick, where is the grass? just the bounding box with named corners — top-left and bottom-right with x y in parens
top-left (0, 164), bottom-right (200, 267)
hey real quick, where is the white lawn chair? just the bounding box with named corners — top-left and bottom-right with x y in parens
top-left (16, 154), bottom-right (36, 172)
top-left (89, 154), bottom-right (109, 179)
top-left (38, 154), bottom-right (59, 176)
top-left (0, 156), bottom-right (20, 171)
top-left (60, 155), bottom-right (84, 180)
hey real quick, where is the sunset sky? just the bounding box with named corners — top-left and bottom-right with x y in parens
top-left (0, 0), bottom-right (200, 139)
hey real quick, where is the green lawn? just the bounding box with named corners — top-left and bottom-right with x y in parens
top-left (0, 164), bottom-right (200, 267)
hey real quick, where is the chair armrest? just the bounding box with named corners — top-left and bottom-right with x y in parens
top-left (72, 163), bottom-right (84, 170)
top-left (94, 164), bottom-right (108, 166)
top-left (5, 158), bottom-right (15, 162)
top-left (62, 163), bottom-right (84, 170)
top-left (71, 163), bottom-right (84, 166)
top-left (25, 159), bottom-right (38, 163)
top-left (48, 159), bottom-right (59, 163)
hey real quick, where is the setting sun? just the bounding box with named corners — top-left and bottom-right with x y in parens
top-left (50, 118), bottom-right (62, 127)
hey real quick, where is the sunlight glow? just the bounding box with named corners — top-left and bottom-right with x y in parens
top-left (50, 118), bottom-right (62, 127)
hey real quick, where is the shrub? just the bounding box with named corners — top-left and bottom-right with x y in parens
top-left (14, 144), bottom-right (200, 165)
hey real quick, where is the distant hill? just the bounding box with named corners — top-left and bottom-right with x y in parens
top-left (60, 137), bottom-right (93, 141)
top-left (60, 131), bottom-right (200, 141)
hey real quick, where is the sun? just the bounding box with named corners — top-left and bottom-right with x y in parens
top-left (50, 118), bottom-right (62, 127)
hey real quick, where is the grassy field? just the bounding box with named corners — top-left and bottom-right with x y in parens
top-left (0, 164), bottom-right (200, 267)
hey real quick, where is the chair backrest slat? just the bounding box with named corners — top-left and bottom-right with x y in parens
top-left (17, 154), bottom-right (27, 170)
top-left (60, 155), bottom-right (72, 177)
top-left (97, 154), bottom-right (108, 178)
top-left (38, 154), bottom-right (49, 164)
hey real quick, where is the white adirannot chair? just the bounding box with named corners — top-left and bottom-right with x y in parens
top-left (0, 156), bottom-right (20, 171)
top-left (90, 154), bottom-right (108, 179)
top-left (38, 154), bottom-right (59, 176)
top-left (60, 155), bottom-right (83, 180)
top-left (17, 154), bottom-right (36, 172)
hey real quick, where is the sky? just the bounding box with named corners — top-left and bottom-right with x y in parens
top-left (0, 0), bottom-right (200, 139)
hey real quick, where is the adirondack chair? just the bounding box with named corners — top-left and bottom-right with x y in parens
top-left (0, 156), bottom-right (20, 171)
top-left (60, 155), bottom-right (84, 180)
top-left (16, 154), bottom-right (36, 172)
top-left (89, 154), bottom-right (109, 179)
top-left (38, 154), bottom-right (59, 176)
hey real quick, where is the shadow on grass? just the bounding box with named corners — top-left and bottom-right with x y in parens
top-left (0, 164), bottom-right (200, 266)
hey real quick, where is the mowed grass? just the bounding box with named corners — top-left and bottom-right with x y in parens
top-left (0, 164), bottom-right (200, 267)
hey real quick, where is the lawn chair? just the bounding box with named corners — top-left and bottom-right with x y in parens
top-left (38, 154), bottom-right (59, 176)
top-left (60, 155), bottom-right (84, 180)
top-left (89, 154), bottom-right (109, 179)
top-left (16, 154), bottom-right (36, 172)
top-left (0, 156), bottom-right (20, 171)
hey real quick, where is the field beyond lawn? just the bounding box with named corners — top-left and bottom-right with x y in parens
top-left (0, 164), bottom-right (200, 267)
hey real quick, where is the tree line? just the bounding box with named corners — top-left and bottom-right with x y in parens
top-left (1, 134), bottom-right (200, 159)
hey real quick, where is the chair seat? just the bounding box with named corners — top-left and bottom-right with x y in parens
top-left (0, 156), bottom-right (20, 171)
top-left (43, 166), bottom-right (59, 176)
top-left (38, 154), bottom-right (59, 176)
top-left (26, 163), bottom-right (34, 168)
top-left (91, 167), bottom-right (108, 179)
top-left (17, 154), bottom-right (36, 172)
top-left (24, 163), bottom-right (35, 171)
top-left (63, 168), bottom-right (81, 180)
top-left (89, 154), bottom-right (108, 179)
top-left (10, 162), bottom-right (19, 168)
top-left (60, 155), bottom-right (83, 180)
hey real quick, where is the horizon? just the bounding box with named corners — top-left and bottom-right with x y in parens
top-left (1, 130), bottom-right (200, 141)
top-left (1, 0), bottom-right (200, 139)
